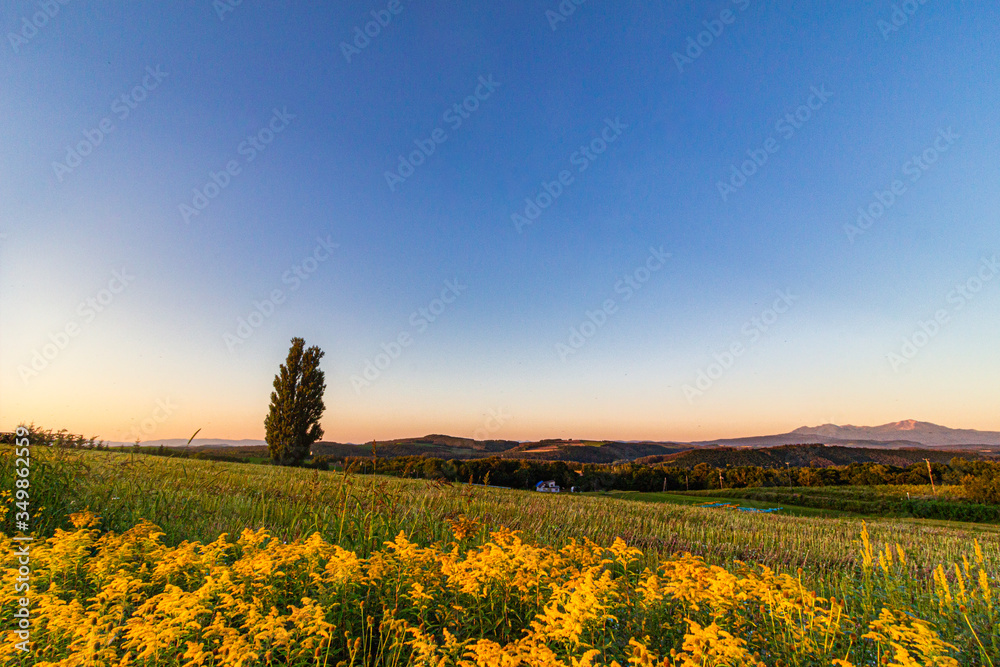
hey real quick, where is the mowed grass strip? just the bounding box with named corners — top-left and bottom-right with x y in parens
top-left (686, 485), bottom-right (1000, 527)
top-left (585, 489), bottom-right (854, 518)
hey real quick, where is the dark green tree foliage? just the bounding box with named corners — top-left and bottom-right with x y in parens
top-left (959, 461), bottom-right (1000, 504)
top-left (265, 337), bottom-right (326, 466)
top-left (332, 454), bottom-right (1000, 494)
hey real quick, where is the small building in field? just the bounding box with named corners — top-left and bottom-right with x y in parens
top-left (535, 480), bottom-right (561, 493)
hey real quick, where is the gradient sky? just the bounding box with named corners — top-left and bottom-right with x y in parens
top-left (2, 2), bottom-right (999, 444)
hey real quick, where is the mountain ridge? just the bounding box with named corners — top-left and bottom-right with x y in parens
top-left (784, 420), bottom-right (1000, 447)
top-left (107, 421), bottom-right (1000, 457)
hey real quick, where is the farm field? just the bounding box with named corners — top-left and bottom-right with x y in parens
top-left (585, 490), bottom-right (856, 518)
top-left (685, 485), bottom-right (1000, 525)
top-left (2, 446), bottom-right (998, 665)
top-left (691, 484), bottom-right (973, 503)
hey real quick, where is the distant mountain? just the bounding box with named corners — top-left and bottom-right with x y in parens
top-left (789, 420), bottom-right (1000, 447)
top-left (107, 438), bottom-right (267, 448)
top-left (693, 421), bottom-right (1000, 450)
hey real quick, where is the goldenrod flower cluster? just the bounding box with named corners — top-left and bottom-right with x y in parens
top-left (0, 511), bottom-right (978, 666)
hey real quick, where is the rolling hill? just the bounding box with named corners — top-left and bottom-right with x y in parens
top-left (311, 436), bottom-right (687, 463)
top-left (118, 420), bottom-right (1000, 465)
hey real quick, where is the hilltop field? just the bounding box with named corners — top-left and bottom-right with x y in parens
top-left (2, 443), bottom-right (998, 666)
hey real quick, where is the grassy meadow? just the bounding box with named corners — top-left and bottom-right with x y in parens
top-left (685, 485), bottom-right (1000, 524)
top-left (2, 446), bottom-right (998, 665)
top-left (584, 490), bottom-right (857, 518)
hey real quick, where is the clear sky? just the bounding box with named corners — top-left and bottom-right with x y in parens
top-left (2, 2), bottom-right (998, 444)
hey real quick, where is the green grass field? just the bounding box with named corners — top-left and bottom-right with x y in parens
top-left (688, 484), bottom-right (970, 502)
top-left (586, 489), bottom-right (856, 518)
top-left (2, 446), bottom-right (998, 665)
top-left (682, 484), bottom-right (1000, 525)
top-left (5, 447), bottom-right (998, 591)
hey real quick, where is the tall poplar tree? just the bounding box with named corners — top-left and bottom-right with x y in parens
top-left (265, 337), bottom-right (326, 466)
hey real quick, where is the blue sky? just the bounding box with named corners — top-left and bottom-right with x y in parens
top-left (2, 1), bottom-right (999, 443)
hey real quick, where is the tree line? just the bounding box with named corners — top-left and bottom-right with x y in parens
top-left (325, 454), bottom-right (1000, 504)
